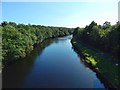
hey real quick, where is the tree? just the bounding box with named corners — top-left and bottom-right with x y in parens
top-left (1, 21), bottom-right (8, 27)
top-left (2, 21), bottom-right (73, 63)
top-left (73, 21), bottom-right (119, 60)
top-left (103, 21), bottom-right (111, 29)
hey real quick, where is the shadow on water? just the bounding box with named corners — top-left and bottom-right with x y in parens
top-left (3, 35), bottom-right (107, 88)
top-left (2, 39), bottom-right (54, 88)
top-left (71, 46), bottom-right (111, 90)
top-left (54, 35), bottom-right (72, 44)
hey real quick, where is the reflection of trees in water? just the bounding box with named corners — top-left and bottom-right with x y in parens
top-left (3, 39), bottom-right (53, 88)
top-left (57, 35), bottom-right (72, 40)
top-left (54, 39), bottom-right (67, 44)
top-left (54, 35), bottom-right (72, 44)
top-left (71, 45), bottom-right (109, 89)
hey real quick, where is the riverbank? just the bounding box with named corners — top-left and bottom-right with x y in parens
top-left (2, 22), bottom-right (74, 66)
top-left (3, 35), bottom-right (106, 88)
top-left (71, 37), bottom-right (119, 89)
top-left (3, 35), bottom-right (72, 66)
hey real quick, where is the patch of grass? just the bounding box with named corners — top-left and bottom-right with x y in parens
top-left (71, 38), bottom-right (120, 87)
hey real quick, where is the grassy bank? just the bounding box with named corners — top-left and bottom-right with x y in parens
top-left (71, 38), bottom-right (120, 89)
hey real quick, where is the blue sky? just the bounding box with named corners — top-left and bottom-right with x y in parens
top-left (2, 2), bottom-right (118, 28)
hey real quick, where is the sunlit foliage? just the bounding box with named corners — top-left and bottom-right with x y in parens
top-left (1, 21), bottom-right (73, 63)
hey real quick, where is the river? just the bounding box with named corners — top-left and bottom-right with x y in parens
top-left (3, 35), bottom-right (106, 88)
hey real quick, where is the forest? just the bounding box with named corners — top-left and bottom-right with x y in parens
top-left (73, 21), bottom-right (120, 61)
top-left (72, 21), bottom-right (120, 87)
top-left (1, 21), bottom-right (73, 64)
top-left (1, 21), bottom-right (120, 88)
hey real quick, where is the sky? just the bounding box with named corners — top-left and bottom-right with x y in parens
top-left (1, 1), bottom-right (119, 28)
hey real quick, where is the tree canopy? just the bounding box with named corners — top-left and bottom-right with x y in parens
top-left (73, 21), bottom-right (120, 60)
top-left (1, 21), bottom-right (74, 63)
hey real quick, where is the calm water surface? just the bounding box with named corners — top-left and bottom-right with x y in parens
top-left (3, 35), bottom-right (106, 88)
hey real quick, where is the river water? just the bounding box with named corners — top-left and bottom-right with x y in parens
top-left (3, 35), bottom-right (106, 88)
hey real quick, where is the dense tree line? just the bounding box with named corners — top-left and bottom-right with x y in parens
top-left (1, 21), bottom-right (73, 63)
top-left (73, 21), bottom-right (120, 60)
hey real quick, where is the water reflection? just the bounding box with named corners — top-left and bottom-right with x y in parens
top-left (72, 42), bottom-right (108, 89)
top-left (3, 35), bottom-right (105, 88)
top-left (3, 39), bottom-right (54, 88)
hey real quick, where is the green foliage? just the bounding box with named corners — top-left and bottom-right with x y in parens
top-left (103, 21), bottom-right (111, 29)
top-left (71, 38), bottom-right (120, 87)
top-left (73, 21), bottom-right (120, 60)
top-left (2, 21), bottom-right (73, 63)
top-left (72, 21), bottom-right (120, 87)
top-left (2, 25), bottom-right (26, 61)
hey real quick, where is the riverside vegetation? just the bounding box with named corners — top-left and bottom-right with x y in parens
top-left (71, 21), bottom-right (120, 88)
top-left (1, 21), bottom-right (73, 64)
top-left (1, 21), bottom-right (120, 88)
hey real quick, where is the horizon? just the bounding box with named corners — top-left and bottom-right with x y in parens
top-left (1, 1), bottom-right (119, 28)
